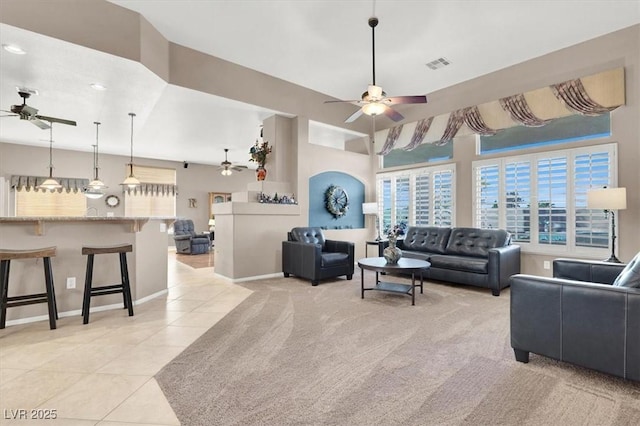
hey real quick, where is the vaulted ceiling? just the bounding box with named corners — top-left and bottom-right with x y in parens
top-left (1, 0), bottom-right (638, 167)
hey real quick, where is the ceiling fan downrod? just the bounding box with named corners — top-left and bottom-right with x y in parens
top-left (369, 17), bottom-right (378, 86)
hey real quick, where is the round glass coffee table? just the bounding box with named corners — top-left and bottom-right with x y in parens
top-left (357, 257), bottom-right (431, 305)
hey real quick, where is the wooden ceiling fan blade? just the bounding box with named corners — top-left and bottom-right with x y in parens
top-left (231, 166), bottom-right (247, 171)
top-left (386, 95), bottom-right (428, 105)
top-left (383, 106), bottom-right (404, 122)
top-left (345, 108), bottom-right (364, 123)
top-left (35, 115), bottom-right (77, 126)
top-left (30, 119), bottom-right (51, 130)
top-left (0, 113), bottom-right (18, 117)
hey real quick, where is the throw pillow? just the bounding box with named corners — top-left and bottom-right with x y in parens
top-left (613, 252), bottom-right (640, 288)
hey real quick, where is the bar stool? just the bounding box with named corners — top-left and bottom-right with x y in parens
top-left (0, 247), bottom-right (58, 330)
top-left (81, 244), bottom-right (134, 324)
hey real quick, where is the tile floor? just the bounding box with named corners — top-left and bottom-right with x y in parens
top-left (0, 251), bottom-right (252, 425)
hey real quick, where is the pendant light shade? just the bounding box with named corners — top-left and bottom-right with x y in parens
top-left (120, 112), bottom-right (140, 188)
top-left (84, 121), bottom-right (107, 198)
top-left (37, 123), bottom-right (62, 191)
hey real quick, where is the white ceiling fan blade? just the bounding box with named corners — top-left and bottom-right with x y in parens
top-left (345, 108), bottom-right (364, 123)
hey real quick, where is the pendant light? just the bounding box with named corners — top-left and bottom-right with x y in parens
top-left (84, 121), bottom-right (108, 199)
top-left (120, 112), bottom-right (140, 188)
top-left (37, 123), bottom-right (62, 191)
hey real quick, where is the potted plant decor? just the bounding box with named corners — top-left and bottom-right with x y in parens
top-left (249, 139), bottom-right (272, 181)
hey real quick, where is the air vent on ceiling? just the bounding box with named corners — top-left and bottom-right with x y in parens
top-left (426, 57), bottom-right (451, 70)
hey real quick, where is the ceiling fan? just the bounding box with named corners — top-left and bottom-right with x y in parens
top-left (325, 16), bottom-right (427, 123)
top-left (218, 148), bottom-right (247, 176)
top-left (0, 89), bottom-right (77, 129)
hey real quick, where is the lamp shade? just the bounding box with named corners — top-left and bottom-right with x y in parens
top-left (362, 202), bottom-right (378, 215)
top-left (208, 219), bottom-right (216, 226)
top-left (587, 187), bottom-right (627, 210)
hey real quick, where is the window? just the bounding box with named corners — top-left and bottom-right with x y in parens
top-left (472, 143), bottom-right (616, 256)
top-left (124, 165), bottom-right (176, 217)
top-left (377, 164), bottom-right (455, 233)
top-left (16, 189), bottom-right (86, 216)
top-left (479, 113), bottom-right (610, 154)
top-left (382, 142), bottom-right (453, 168)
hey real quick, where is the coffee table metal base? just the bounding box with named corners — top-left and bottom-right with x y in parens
top-left (358, 257), bottom-right (430, 306)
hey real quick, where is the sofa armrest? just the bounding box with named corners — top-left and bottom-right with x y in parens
top-left (487, 244), bottom-right (521, 292)
top-left (173, 235), bottom-right (191, 241)
top-left (553, 258), bottom-right (625, 284)
top-left (282, 241), bottom-right (322, 277)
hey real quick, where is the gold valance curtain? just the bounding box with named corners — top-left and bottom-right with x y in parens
top-left (11, 175), bottom-right (89, 193)
top-left (377, 67), bottom-right (625, 154)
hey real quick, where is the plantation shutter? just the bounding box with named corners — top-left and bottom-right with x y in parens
top-left (505, 161), bottom-right (531, 242)
top-left (575, 151), bottom-right (611, 248)
top-left (537, 156), bottom-right (568, 245)
top-left (475, 165), bottom-right (500, 229)
top-left (433, 170), bottom-right (453, 226)
top-left (381, 178), bottom-right (392, 233)
top-left (395, 176), bottom-right (410, 229)
top-left (415, 173), bottom-right (430, 226)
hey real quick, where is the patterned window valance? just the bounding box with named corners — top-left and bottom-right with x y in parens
top-left (11, 175), bottom-right (89, 193)
top-left (376, 125), bottom-right (404, 156)
top-left (375, 67), bottom-right (625, 155)
top-left (123, 183), bottom-right (178, 196)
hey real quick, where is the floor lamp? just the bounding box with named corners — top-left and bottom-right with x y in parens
top-left (587, 187), bottom-right (627, 263)
top-left (362, 202), bottom-right (381, 241)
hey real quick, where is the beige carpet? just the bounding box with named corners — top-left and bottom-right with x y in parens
top-left (155, 273), bottom-right (640, 425)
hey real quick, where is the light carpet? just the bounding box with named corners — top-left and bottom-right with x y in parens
top-left (156, 273), bottom-right (640, 425)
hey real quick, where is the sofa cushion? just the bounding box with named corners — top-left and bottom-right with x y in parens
top-left (401, 250), bottom-right (431, 262)
top-left (290, 227), bottom-right (326, 248)
top-left (613, 252), bottom-right (640, 288)
top-left (321, 252), bottom-right (349, 268)
top-left (445, 228), bottom-right (510, 258)
top-left (403, 226), bottom-right (451, 254)
top-left (429, 254), bottom-right (489, 273)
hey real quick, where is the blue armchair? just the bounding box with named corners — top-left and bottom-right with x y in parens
top-left (173, 219), bottom-right (210, 255)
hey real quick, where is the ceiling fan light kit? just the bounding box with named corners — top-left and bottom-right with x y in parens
top-left (120, 112), bottom-right (141, 189)
top-left (325, 16), bottom-right (427, 123)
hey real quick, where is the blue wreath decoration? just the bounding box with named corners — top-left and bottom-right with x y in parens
top-left (325, 185), bottom-right (349, 219)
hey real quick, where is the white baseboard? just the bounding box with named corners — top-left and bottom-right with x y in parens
top-left (222, 272), bottom-right (285, 283)
top-left (4, 289), bottom-right (168, 327)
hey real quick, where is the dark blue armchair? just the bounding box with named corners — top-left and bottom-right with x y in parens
top-left (173, 219), bottom-right (210, 255)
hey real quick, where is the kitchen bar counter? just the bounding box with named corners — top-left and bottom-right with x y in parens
top-left (0, 216), bottom-right (176, 235)
top-left (0, 217), bottom-right (174, 326)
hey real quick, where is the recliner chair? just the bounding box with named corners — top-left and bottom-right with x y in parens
top-left (282, 227), bottom-right (354, 286)
top-left (173, 219), bottom-right (210, 255)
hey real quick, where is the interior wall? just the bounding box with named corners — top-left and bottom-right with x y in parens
top-left (373, 24), bottom-right (640, 276)
top-left (0, 142), bottom-right (255, 234)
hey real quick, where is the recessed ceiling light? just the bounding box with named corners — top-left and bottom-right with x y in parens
top-left (90, 83), bottom-right (107, 91)
top-left (426, 57), bottom-right (451, 70)
top-left (2, 44), bottom-right (26, 55)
